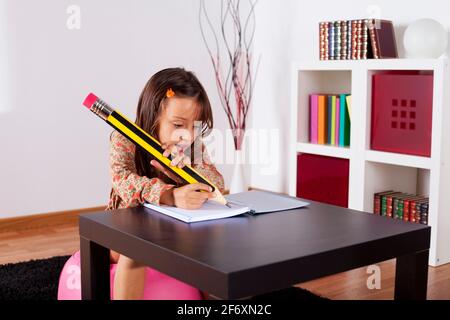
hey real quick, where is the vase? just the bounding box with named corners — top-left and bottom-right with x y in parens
top-left (229, 149), bottom-right (248, 194)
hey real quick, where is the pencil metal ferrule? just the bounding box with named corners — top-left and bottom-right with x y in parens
top-left (90, 99), bottom-right (114, 120)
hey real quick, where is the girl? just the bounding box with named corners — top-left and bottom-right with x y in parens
top-left (106, 68), bottom-right (226, 299)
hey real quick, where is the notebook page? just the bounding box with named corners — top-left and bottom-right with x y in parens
top-left (143, 200), bottom-right (250, 223)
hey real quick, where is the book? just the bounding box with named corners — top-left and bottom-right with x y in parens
top-left (373, 190), bottom-right (393, 215)
top-left (143, 190), bottom-right (310, 223)
top-left (340, 20), bottom-right (347, 60)
top-left (340, 94), bottom-right (351, 147)
top-left (373, 190), bottom-right (429, 224)
top-left (402, 195), bottom-right (424, 221)
top-left (394, 193), bottom-right (414, 219)
top-left (386, 192), bottom-right (403, 217)
top-left (346, 20), bottom-right (352, 60)
top-left (327, 95), bottom-right (333, 143)
top-left (311, 93), bottom-right (349, 147)
top-left (345, 95), bottom-right (352, 118)
top-left (367, 19), bottom-right (398, 58)
top-left (319, 19), bottom-right (397, 60)
top-left (411, 198), bottom-right (428, 223)
top-left (319, 22), bottom-right (326, 60)
top-left (356, 20), bottom-right (362, 59)
top-left (335, 21), bottom-right (341, 60)
top-left (351, 20), bottom-right (358, 59)
top-left (361, 19), bottom-right (369, 59)
top-left (310, 94), bottom-right (319, 143)
top-left (329, 22), bottom-right (334, 60)
top-left (419, 201), bottom-right (429, 225)
top-left (335, 96), bottom-right (340, 145)
top-left (318, 95), bottom-right (327, 144)
top-left (331, 95), bottom-right (336, 145)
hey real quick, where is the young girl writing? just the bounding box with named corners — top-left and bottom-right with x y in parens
top-left (106, 68), bottom-right (225, 299)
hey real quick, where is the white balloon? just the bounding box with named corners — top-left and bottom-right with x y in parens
top-left (403, 18), bottom-right (448, 58)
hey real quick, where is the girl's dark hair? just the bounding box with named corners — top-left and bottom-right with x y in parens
top-left (134, 67), bottom-right (213, 183)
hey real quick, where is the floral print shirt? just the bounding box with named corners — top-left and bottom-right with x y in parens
top-left (106, 130), bottom-right (225, 211)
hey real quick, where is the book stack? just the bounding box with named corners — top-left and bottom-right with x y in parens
top-left (373, 190), bottom-right (429, 224)
top-left (319, 19), bottom-right (398, 60)
top-left (309, 94), bottom-right (351, 147)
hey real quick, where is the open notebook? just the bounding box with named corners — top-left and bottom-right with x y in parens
top-left (143, 190), bottom-right (309, 223)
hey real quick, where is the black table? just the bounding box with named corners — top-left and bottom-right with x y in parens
top-left (79, 195), bottom-right (430, 300)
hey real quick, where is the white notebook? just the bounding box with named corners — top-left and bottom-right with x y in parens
top-left (143, 190), bottom-right (309, 223)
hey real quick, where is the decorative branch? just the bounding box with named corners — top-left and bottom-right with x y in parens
top-left (199, 0), bottom-right (258, 150)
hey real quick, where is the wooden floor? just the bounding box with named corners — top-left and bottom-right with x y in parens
top-left (1, 223), bottom-right (449, 300)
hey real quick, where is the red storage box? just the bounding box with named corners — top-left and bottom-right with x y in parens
top-left (371, 73), bottom-right (433, 157)
top-left (296, 153), bottom-right (349, 208)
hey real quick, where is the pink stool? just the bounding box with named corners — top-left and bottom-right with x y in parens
top-left (57, 250), bottom-right (203, 300)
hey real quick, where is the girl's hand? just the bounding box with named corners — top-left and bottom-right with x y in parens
top-left (173, 183), bottom-right (214, 209)
top-left (161, 138), bottom-right (191, 169)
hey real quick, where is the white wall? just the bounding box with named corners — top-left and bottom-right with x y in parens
top-left (250, 0), bottom-right (450, 193)
top-left (2, 0), bottom-right (450, 218)
top-left (0, 0), bottom-right (234, 218)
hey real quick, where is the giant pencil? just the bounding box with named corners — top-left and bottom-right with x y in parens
top-left (82, 93), bottom-right (227, 205)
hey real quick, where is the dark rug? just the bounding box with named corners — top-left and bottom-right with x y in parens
top-left (0, 256), bottom-right (326, 300)
top-left (0, 255), bottom-right (70, 300)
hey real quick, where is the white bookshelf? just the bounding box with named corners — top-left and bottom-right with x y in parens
top-left (289, 58), bottom-right (450, 266)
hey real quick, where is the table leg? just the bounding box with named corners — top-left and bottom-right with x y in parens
top-left (394, 249), bottom-right (429, 300)
top-left (80, 236), bottom-right (110, 300)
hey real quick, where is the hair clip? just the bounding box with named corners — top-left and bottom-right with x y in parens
top-left (166, 88), bottom-right (175, 98)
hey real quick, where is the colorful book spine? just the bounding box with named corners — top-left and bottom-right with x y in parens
top-left (324, 23), bottom-right (329, 60)
top-left (346, 20), bottom-right (352, 60)
top-left (318, 95), bottom-right (327, 144)
top-left (335, 97), bottom-right (340, 145)
top-left (367, 19), bottom-right (379, 59)
top-left (351, 20), bottom-right (358, 59)
top-left (403, 196), bottom-right (424, 222)
top-left (319, 22), bottom-right (326, 60)
top-left (356, 20), bottom-right (362, 60)
top-left (327, 95), bottom-right (332, 143)
top-left (420, 202), bottom-right (429, 225)
top-left (310, 94), bottom-right (318, 143)
top-left (335, 21), bottom-right (341, 60)
top-left (344, 95), bottom-right (351, 146)
top-left (381, 192), bottom-right (395, 216)
top-left (374, 191), bottom-right (429, 225)
top-left (374, 190), bottom-right (394, 215)
top-left (403, 199), bottom-right (412, 221)
top-left (396, 194), bottom-right (415, 220)
top-left (412, 199), bottom-right (427, 223)
top-left (340, 21), bottom-right (347, 60)
top-left (339, 94), bottom-right (346, 146)
top-left (362, 19), bottom-right (369, 59)
top-left (386, 192), bottom-right (403, 218)
top-left (381, 193), bottom-right (391, 216)
top-left (415, 202), bottom-right (423, 224)
top-left (331, 95), bottom-right (336, 145)
top-left (319, 19), bottom-right (396, 60)
top-left (310, 93), bottom-right (350, 147)
top-left (393, 194), bottom-right (401, 219)
top-left (329, 22), bottom-right (334, 60)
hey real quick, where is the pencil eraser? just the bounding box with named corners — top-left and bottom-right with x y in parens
top-left (83, 93), bottom-right (98, 109)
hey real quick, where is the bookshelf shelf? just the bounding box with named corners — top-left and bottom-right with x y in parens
top-left (296, 142), bottom-right (350, 159)
top-left (365, 150), bottom-right (431, 170)
top-left (363, 162), bottom-right (430, 214)
top-left (289, 58), bottom-right (450, 266)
